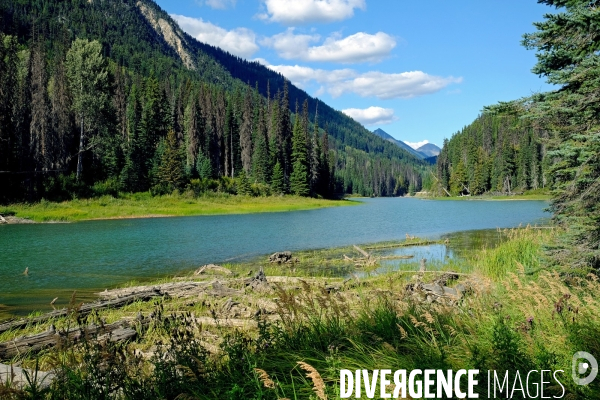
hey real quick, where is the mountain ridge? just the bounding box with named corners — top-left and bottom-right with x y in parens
top-left (0, 0), bottom-right (429, 200)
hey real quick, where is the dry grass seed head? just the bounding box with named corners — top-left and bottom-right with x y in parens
top-left (254, 368), bottom-right (276, 389)
top-left (397, 323), bottom-right (408, 339)
top-left (297, 361), bottom-right (327, 400)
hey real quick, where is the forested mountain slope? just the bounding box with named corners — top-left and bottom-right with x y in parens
top-left (435, 109), bottom-right (548, 196)
top-left (0, 0), bottom-right (427, 202)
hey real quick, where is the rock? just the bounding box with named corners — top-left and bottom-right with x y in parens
top-left (269, 251), bottom-right (293, 264)
top-left (194, 264), bottom-right (232, 276)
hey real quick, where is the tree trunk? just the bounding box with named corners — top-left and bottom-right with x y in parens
top-left (76, 114), bottom-right (83, 180)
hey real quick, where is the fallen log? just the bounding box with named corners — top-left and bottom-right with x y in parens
top-left (0, 319), bottom-right (143, 360)
top-left (353, 245), bottom-right (370, 259)
top-left (194, 264), bottom-right (232, 276)
top-left (0, 282), bottom-right (208, 335)
top-left (0, 289), bottom-right (161, 335)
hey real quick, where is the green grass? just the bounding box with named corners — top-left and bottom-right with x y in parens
top-left (432, 188), bottom-right (552, 201)
top-left (0, 192), bottom-right (356, 222)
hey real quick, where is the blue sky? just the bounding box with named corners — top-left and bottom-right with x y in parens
top-left (154, 0), bottom-right (554, 149)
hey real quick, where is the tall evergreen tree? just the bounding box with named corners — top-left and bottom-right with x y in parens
top-left (289, 104), bottom-right (310, 196)
top-left (523, 0), bottom-right (600, 268)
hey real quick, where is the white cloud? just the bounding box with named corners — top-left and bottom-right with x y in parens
top-left (260, 61), bottom-right (462, 99)
top-left (261, 29), bottom-right (320, 59)
top-left (258, 0), bottom-right (366, 25)
top-left (330, 71), bottom-right (463, 99)
top-left (404, 140), bottom-right (429, 150)
top-left (172, 14), bottom-right (259, 58)
top-left (263, 29), bottom-right (395, 63)
top-left (199, 0), bottom-right (236, 9)
top-left (342, 107), bottom-right (397, 126)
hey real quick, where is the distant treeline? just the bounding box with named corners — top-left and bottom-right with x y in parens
top-left (435, 110), bottom-right (548, 196)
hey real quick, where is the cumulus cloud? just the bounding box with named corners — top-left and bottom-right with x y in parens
top-left (405, 140), bottom-right (430, 150)
top-left (199, 0), bottom-right (236, 9)
top-left (259, 61), bottom-right (462, 99)
top-left (172, 14), bottom-right (259, 58)
top-left (263, 29), bottom-right (395, 63)
top-left (342, 107), bottom-right (397, 126)
top-left (258, 0), bottom-right (366, 25)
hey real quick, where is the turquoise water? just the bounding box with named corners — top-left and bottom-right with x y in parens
top-left (0, 198), bottom-right (549, 317)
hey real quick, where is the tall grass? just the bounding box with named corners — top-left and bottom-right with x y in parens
top-left (470, 227), bottom-right (551, 280)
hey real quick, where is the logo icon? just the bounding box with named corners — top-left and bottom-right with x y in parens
top-left (572, 352), bottom-right (598, 386)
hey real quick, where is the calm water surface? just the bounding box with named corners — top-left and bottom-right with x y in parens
top-left (0, 198), bottom-right (549, 317)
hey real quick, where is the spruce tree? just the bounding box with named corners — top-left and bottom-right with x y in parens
top-left (271, 161), bottom-right (284, 194)
top-left (289, 108), bottom-right (310, 196)
top-left (156, 128), bottom-right (184, 193)
top-left (523, 0), bottom-right (600, 267)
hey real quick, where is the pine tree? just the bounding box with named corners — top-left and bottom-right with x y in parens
top-left (237, 169), bottom-right (251, 195)
top-left (30, 40), bottom-right (50, 171)
top-left (319, 128), bottom-right (331, 197)
top-left (522, 0), bottom-right (600, 267)
top-left (289, 106), bottom-right (310, 196)
top-left (251, 103), bottom-right (270, 183)
top-left (309, 104), bottom-right (321, 195)
top-left (271, 161), bottom-right (284, 194)
top-left (240, 86), bottom-right (253, 174)
top-left (156, 128), bottom-right (184, 193)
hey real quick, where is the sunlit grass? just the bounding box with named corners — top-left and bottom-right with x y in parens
top-left (1, 192), bottom-right (356, 222)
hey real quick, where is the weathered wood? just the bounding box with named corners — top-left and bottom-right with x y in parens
top-left (244, 267), bottom-right (268, 290)
top-left (0, 319), bottom-right (142, 360)
top-left (0, 362), bottom-right (54, 390)
top-left (194, 264), bottom-right (232, 276)
top-left (353, 245), bottom-right (370, 259)
top-left (0, 289), bottom-right (160, 335)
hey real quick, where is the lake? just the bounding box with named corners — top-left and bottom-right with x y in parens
top-left (0, 197), bottom-right (549, 318)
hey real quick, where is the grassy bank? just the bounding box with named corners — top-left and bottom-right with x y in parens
top-left (0, 192), bottom-right (354, 222)
top-left (2, 228), bottom-right (599, 399)
top-left (432, 188), bottom-right (552, 201)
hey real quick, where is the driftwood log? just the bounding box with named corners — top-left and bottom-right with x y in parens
top-left (0, 289), bottom-right (160, 335)
top-left (0, 282), bottom-right (205, 335)
top-left (0, 318), bottom-right (143, 360)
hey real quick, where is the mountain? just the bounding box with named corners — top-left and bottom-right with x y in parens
top-left (416, 143), bottom-right (441, 158)
top-left (0, 0), bottom-right (429, 201)
top-left (372, 129), bottom-right (426, 160)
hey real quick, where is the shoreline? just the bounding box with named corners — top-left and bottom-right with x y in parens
top-left (0, 194), bottom-right (357, 224)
